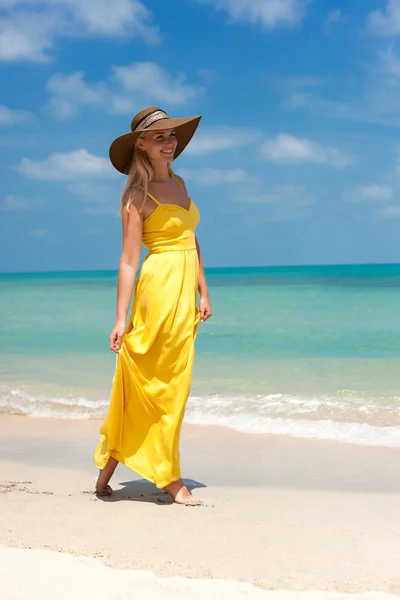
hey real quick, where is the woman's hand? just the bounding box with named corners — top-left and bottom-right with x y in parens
top-left (199, 296), bottom-right (212, 323)
top-left (109, 322), bottom-right (126, 353)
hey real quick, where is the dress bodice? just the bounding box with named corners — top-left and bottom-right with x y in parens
top-left (141, 191), bottom-right (200, 254)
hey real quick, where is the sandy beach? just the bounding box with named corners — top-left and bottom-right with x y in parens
top-left (1, 415), bottom-right (400, 599)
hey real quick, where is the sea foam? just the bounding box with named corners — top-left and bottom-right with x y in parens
top-left (2, 385), bottom-right (400, 448)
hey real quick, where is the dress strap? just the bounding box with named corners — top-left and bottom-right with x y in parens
top-left (140, 186), bottom-right (161, 206)
top-left (173, 174), bottom-right (185, 191)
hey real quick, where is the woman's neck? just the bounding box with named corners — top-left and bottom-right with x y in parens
top-left (151, 163), bottom-right (170, 183)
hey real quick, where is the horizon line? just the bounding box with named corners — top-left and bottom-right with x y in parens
top-left (2, 261), bottom-right (400, 277)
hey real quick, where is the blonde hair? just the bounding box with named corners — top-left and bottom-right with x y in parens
top-left (120, 134), bottom-right (174, 215)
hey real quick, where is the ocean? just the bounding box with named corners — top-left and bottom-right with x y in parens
top-left (1, 264), bottom-right (400, 447)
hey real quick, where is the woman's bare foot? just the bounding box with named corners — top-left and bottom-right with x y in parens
top-left (163, 478), bottom-right (203, 506)
top-left (95, 457), bottom-right (118, 495)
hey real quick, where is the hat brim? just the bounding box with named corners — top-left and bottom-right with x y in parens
top-left (109, 115), bottom-right (202, 175)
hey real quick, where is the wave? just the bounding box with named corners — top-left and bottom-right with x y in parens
top-left (0, 386), bottom-right (109, 419)
top-left (1, 386), bottom-right (400, 447)
top-left (185, 412), bottom-right (400, 447)
top-left (185, 393), bottom-right (400, 447)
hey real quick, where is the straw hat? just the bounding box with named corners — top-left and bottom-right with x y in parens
top-left (109, 107), bottom-right (202, 174)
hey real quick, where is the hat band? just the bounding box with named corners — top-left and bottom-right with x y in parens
top-left (132, 109), bottom-right (169, 132)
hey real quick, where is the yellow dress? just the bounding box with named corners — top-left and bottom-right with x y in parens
top-left (94, 177), bottom-right (200, 489)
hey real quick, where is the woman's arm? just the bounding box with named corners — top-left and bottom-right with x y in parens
top-left (195, 236), bottom-right (212, 323)
top-left (109, 193), bottom-right (144, 352)
top-left (175, 174), bottom-right (212, 323)
top-left (195, 236), bottom-right (209, 299)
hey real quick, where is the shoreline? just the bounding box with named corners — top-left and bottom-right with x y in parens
top-left (2, 414), bottom-right (400, 491)
top-left (1, 415), bottom-right (400, 596)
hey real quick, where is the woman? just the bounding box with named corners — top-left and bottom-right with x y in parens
top-left (94, 107), bottom-right (211, 506)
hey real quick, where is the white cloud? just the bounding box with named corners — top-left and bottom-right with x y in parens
top-left (185, 127), bottom-right (259, 155)
top-left (382, 47), bottom-right (400, 79)
top-left (179, 167), bottom-right (248, 185)
top-left (67, 0), bottom-right (155, 37)
top-left (367, 0), bottom-right (400, 36)
top-left (47, 72), bottom-right (108, 119)
top-left (112, 62), bottom-right (201, 106)
top-left (243, 184), bottom-right (314, 206)
top-left (196, 0), bottom-right (306, 29)
top-left (68, 181), bottom-right (110, 196)
top-left (68, 181), bottom-right (118, 215)
top-left (46, 63), bottom-right (202, 119)
top-left (285, 89), bottom-right (400, 128)
top-left (0, 9), bottom-right (57, 62)
top-left (16, 149), bottom-right (116, 180)
top-left (261, 134), bottom-right (351, 167)
top-left (380, 205), bottom-right (400, 217)
top-left (0, 104), bottom-right (31, 126)
top-left (239, 184), bottom-right (315, 221)
top-left (344, 185), bottom-right (393, 202)
top-left (284, 47), bottom-right (400, 127)
top-left (0, 194), bottom-right (42, 211)
top-left (0, 0), bottom-right (159, 63)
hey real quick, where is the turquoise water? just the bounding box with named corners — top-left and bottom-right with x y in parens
top-left (1, 265), bottom-right (400, 446)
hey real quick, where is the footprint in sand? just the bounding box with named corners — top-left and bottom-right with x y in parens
top-left (0, 481), bottom-right (53, 495)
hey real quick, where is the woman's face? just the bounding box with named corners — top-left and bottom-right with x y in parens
top-left (137, 128), bottom-right (177, 164)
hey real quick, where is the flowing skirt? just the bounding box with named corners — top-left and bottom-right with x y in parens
top-left (94, 248), bottom-right (200, 489)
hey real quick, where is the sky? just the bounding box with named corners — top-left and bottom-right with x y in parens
top-left (1, 0), bottom-right (400, 272)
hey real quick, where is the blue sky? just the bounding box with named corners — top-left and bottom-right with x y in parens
top-left (1, 0), bottom-right (400, 272)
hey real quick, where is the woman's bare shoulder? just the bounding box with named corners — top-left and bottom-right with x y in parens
top-left (174, 174), bottom-right (188, 192)
top-left (122, 189), bottom-right (145, 219)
